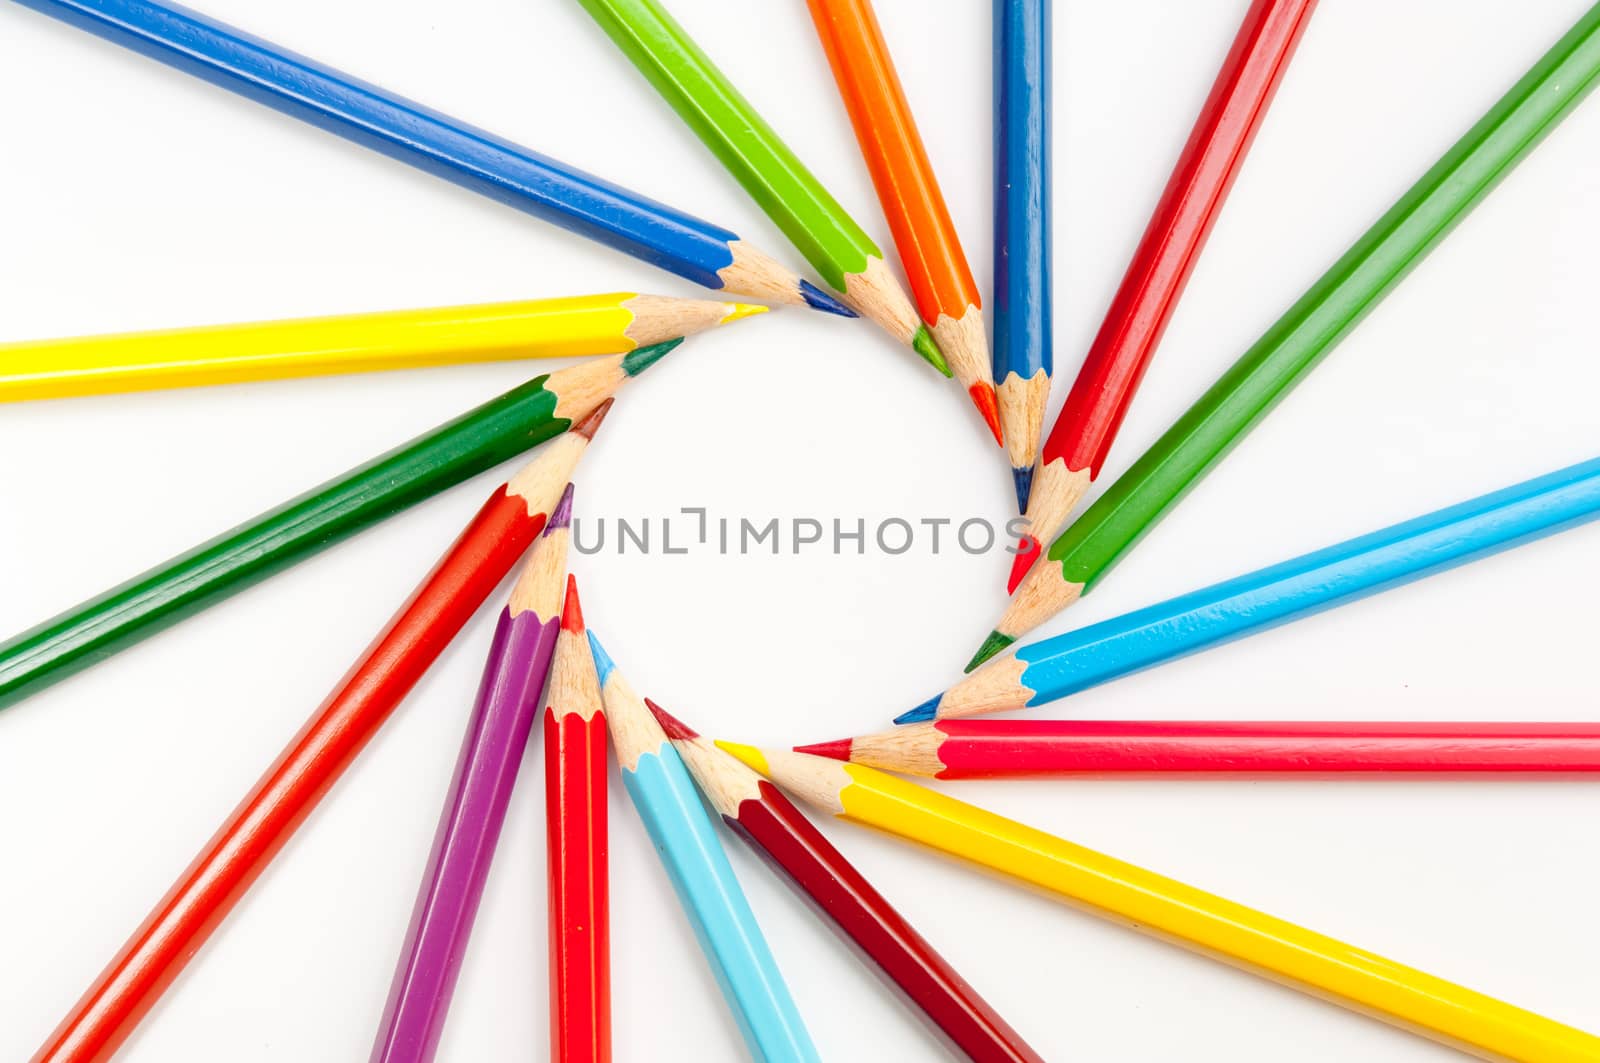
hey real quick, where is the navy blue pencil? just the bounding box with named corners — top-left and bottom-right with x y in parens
top-left (14, 0), bottom-right (853, 315)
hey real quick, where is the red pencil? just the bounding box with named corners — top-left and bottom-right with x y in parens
top-left (1013, 0), bottom-right (1317, 590)
top-left (544, 576), bottom-right (610, 1062)
top-left (32, 403), bottom-right (613, 1063)
top-left (650, 702), bottom-right (1044, 1063)
top-left (799, 720), bottom-right (1600, 780)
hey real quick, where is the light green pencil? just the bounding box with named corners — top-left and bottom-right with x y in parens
top-left (575, 0), bottom-right (949, 375)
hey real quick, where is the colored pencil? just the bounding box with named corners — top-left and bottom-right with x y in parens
top-left (992, 0), bottom-right (1053, 510)
top-left (0, 342), bottom-right (675, 711)
top-left (972, 7), bottom-right (1600, 671)
top-left (805, 0), bottom-right (1001, 442)
top-left (543, 576), bottom-right (610, 1062)
top-left (652, 703), bottom-right (1044, 1063)
top-left (924, 456), bottom-right (1600, 721)
top-left (14, 0), bottom-right (852, 317)
top-left (574, 0), bottom-right (947, 373)
top-left (587, 635), bottom-right (818, 1062)
top-left (0, 294), bottom-right (761, 403)
top-left (723, 745), bottom-right (1600, 1061)
top-left (1012, 0), bottom-right (1315, 561)
top-left (32, 408), bottom-right (610, 1063)
top-left (803, 721), bottom-right (1600, 779)
top-left (369, 486), bottom-right (574, 1063)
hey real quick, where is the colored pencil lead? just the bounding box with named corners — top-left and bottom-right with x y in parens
top-left (591, 644), bottom-right (818, 1062)
top-left (14, 0), bottom-right (847, 315)
top-left (970, 6), bottom-right (1600, 669)
top-left (370, 486), bottom-right (576, 1063)
top-left (993, 0), bottom-right (1054, 504)
top-left (656, 706), bottom-right (1043, 1062)
top-left (544, 576), bottom-right (611, 1062)
top-left (1014, 0), bottom-right (1315, 562)
top-left (574, 0), bottom-right (948, 374)
top-left (34, 412), bottom-right (608, 1062)
top-left (722, 745), bottom-right (1600, 1061)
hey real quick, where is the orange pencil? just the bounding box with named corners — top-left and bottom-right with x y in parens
top-left (806, 0), bottom-right (1001, 445)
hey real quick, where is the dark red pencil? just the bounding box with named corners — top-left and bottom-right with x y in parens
top-left (544, 576), bottom-right (610, 1062)
top-left (33, 402), bottom-right (614, 1063)
top-left (649, 702), bottom-right (1044, 1063)
top-left (1013, 0), bottom-right (1317, 589)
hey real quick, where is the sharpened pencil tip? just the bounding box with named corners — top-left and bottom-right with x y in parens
top-left (1011, 465), bottom-right (1034, 515)
top-left (800, 280), bottom-right (857, 317)
top-left (970, 383), bottom-right (1003, 446)
top-left (966, 631), bottom-right (1014, 673)
top-left (644, 699), bottom-right (699, 741)
top-left (572, 398), bottom-right (613, 441)
top-left (793, 738), bottom-right (852, 761)
top-left (714, 739), bottom-right (769, 775)
top-left (620, 336), bottom-right (682, 377)
top-left (545, 483), bottom-right (575, 533)
top-left (894, 695), bottom-right (940, 726)
top-left (912, 325), bottom-right (952, 376)
top-left (721, 301), bottom-right (769, 324)
top-left (586, 631), bottom-right (615, 685)
top-left (560, 575), bottom-right (584, 633)
top-left (1007, 536), bottom-right (1040, 594)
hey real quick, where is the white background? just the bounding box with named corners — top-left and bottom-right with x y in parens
top-left (2, 1), bottom-right (1599, 1059)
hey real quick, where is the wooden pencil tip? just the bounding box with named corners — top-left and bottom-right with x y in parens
top-left (1007, 536), bottom-right (1039, 594)
top-left (894, 695), bottom-right (939, 726)
top-left (970, 383), bottom-right (1003, 446)
top-left (793, 738), bottom-right (851, 762)
top-left (572, 397), bottom-right (613, 441)
top-left (620, 337), bottom-right (682, 377)
top-left (560, 574), bottom-right (584, 633)
top-left (1011, 465), bottom-right (1035, 515)
top-left (722, 301), bottom-right (769, 324)
top-left (644, 699), bottom-right (699, 741)
top-left (800, 279), bottom-right (857, 317)
top-left (966, 630), bottom-right (1015, 673)
top-left (545, 483), bottom-right (574, 533)
top-left (912, 325), bottom-right (952, 376)
top-left (586, 631), bottom-right (615, 686)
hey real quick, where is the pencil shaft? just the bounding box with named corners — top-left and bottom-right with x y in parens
top-left (618, 748), bottom-right (818, 1062)
top-left (0, 378), bottom-right (564, 710)
top-left (0, 294), bottom-right (668, 402)
top-left (838, 766), bottom-right (1600, 1061)
top-left (728, 782), bottom-right (1043, 1063)
top-left (1047, 8), bottom-right (1600, 592)
top-left (805, 0), bottom-right (978, 323)
top-left (1043, 0), bottom-right (1314, 478)
top-left (929, 721), bottom-right (1600, 778)
top-left (370, 609), bottom-right (558, 1063)
top-left (1019, 456), bottom-right (1600, 701)
top-left (16, 0), bottom-right (743, 289)
top-left (545, 710), bottom-right (611, 1062)
top-left (575, 0), bottom-right (878, 291)
top-left (992, 0), bottom-right (1051, 383)
top-left (34, 492), bottom-right (547, 1063)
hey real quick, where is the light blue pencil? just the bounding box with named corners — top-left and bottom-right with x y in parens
top-left (588, 634), bottom-right (818, 1062)
top-left (902, 455), bottom-right (1600, 723)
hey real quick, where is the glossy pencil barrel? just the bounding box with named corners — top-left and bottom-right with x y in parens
top-left (618, 749), bottom-right (816, 1062)
top-left (370, 609), bottom-right (558, 1063)
top-left (727, 781), bottom-right (1042, 1062)
top-left (33, 493), bottom-right (547, 1063)
top-left (903, 720), bottom-right (1600, 778)
top-left (545, 709), bottom-right (610, 1061)
top-left (1018, 456), bottom-right (1600, 702)
top-left (14, 0), bottom-right (743, 289)
top-left (0, 377), bottom-right (564, 710)
top-left (1047, 9), bottom-right (1600, 594)
top-left (1043, 0), bottom-right (1315, 479)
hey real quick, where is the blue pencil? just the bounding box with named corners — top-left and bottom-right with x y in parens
top-left (992, 0), bottom-right (1053, 512)
top-left (588, 634), bottom-right (818, 1063)
top-left (902, 456), bottom-right (1600, 723)
top-left (14, 0), bottom-right (852, 316)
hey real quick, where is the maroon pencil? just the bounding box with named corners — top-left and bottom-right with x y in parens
top-left (648, 701), bottom-right (1044, 1063)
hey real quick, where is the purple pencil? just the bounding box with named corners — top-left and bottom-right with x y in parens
top-left (369, 484), bottom-right (576, 1063)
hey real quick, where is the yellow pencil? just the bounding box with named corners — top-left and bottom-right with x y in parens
top-left (718, 742), bottom-right (1600, 1062)
top-left (0, 292), bottom-right (765, 402)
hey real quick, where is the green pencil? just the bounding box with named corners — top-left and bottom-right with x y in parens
top-left (0, 342), bottom-right (679, 710)
top-left (971, 4), bottom-right (1600, 670)
top-left (574, 0), bottom-right (948, 375)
